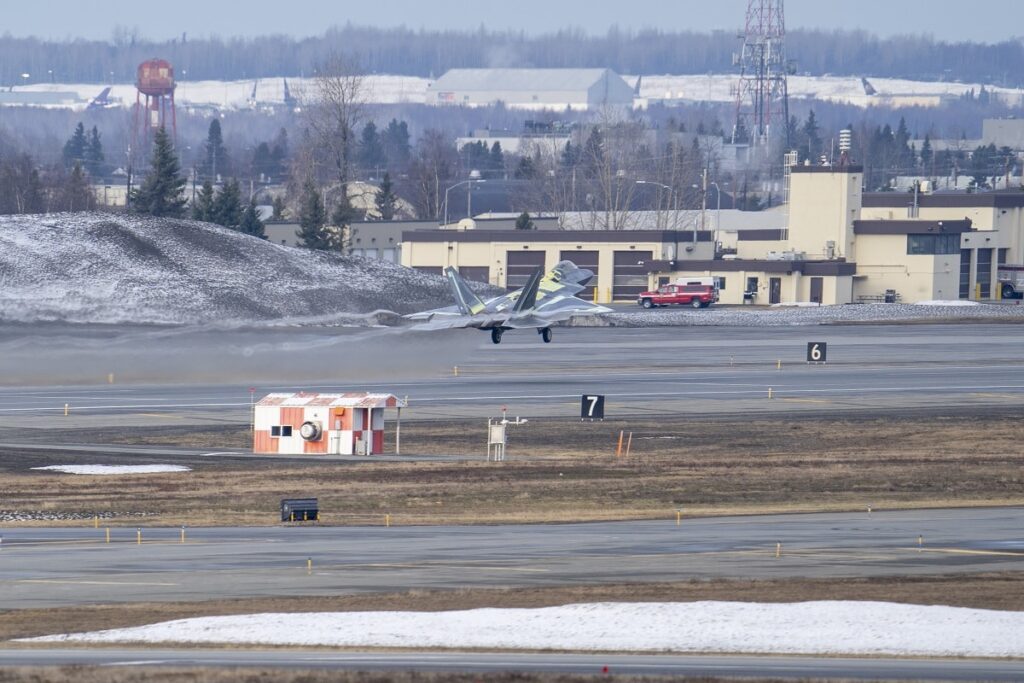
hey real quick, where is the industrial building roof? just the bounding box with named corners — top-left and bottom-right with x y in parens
top-left (257, 392), bottom-right (406, 409)
top-left (432, 68), bottom-right (629, 93)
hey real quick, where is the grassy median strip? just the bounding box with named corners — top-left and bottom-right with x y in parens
top-left (2, 410), bottom-right (1022, 526)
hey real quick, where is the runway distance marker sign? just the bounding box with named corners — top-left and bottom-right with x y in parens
top-left (581, 394), bottom-right (605, 420)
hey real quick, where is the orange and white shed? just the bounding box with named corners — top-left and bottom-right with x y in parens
top-left (253, 392), bottom-right (406, 456)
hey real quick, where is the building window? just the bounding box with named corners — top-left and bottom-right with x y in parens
top-left (977, 248), bottom-right (993, 298)
top-left (271, 426), bottom-right (280, 437)
top-left (959, 249), bottom-right (972, 299)
top-left (746, 276), bottom-right (759, 293)
top-left (907, 234), bottom-right (959, 255)
top-left (714, 276), bottom-right (727, 290)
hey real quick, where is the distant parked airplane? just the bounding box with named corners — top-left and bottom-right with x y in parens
top-left (406, 260), bottom-right (611, 344)
top-left (87, 87), bottom-right (115, 109)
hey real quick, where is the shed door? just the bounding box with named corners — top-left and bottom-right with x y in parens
top-left (506, 251), bottom-right (546, 288)
top-left (809, 277), bottom-right (823, 304)
top-left (559, 250), bottom-right (599, 301)
top-left (613, 250), bottom-right (653, 300)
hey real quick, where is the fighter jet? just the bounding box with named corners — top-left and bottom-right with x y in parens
top-left (406, 260), bottom-right (612, 344)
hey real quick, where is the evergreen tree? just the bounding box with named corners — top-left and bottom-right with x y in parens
top-left (191, 180), bottom-right (216, 221)
top-left (296, 180), bottom-right (333, 250)
top-left (489, 142), bottom-right (505, 178)
top-left (330, 185), bottom-right (360, 242)
top-left (251, 142), bottom-right (274, 180)
top-left (131, 126), bottom-right (187, 217)
top-left (62, 122), bottom-right (87, 168)
top-left (920, 135), bottom-right (934, 171)
top-left (212, 178), bottom-right (243, 229)
top-left (802, 110), bottom-right (822, 162)
top-left (60, 162), bottom-right (95, 212)
top-left (239, 197), bottom-right (265, 238)
top-left (381, 118), bottom-right (411, 168)
top-left (515, 211), bottom-right (535, 230)
top-left (201, 119), bottom-right (229, 180)
top-left (514, 155), bottom-right (537, 180)
top-left (374, 172), bottom-right (398, 220)
top-left (358, 121), bottom-right (386, 172)
top-left (85, 126), bottom-right (104, 176)
top-left (271, 195), bottom-right (287, 220)
top-left (560, 140), bottom-right (580, 168)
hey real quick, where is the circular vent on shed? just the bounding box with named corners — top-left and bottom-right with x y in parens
top-left (299, 421), bottom-right (322, 441)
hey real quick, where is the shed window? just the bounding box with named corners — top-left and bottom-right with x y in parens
top-left (271, 426), bottom-right (280, 437)
top-left (281, 425), bottom-right (293, 437)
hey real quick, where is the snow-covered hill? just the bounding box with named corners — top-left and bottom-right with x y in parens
top-left (0, 213), bottom-right (464, 325)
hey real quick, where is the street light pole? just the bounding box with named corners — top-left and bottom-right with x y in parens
top-left (443, 177), bottom-right (486, 227)
top-left (710, 181), bottom-right (724, 257)
top-left (635, 180), bottom-right (676, 231)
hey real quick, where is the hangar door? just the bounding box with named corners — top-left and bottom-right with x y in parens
top-left (559, 250), bottom-right (599, 301)
top-left (506, 250), bottom-right (546, 288)
top-left (612, 250), bottom-right (652, 300)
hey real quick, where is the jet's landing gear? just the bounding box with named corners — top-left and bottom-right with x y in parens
top-left (490, 328), bottom-right (504, 344)
top-left (539, 327), bottom-right (553, 343)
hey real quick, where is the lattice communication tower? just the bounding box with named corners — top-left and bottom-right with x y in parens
top-left (732, 0), bottom-right (790, 148)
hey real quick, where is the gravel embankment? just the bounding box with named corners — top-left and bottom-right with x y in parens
top-left (595, 303), bottom-right (1024, 327)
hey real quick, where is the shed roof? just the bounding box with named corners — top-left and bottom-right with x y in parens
top-left (257, 392), bottom-right (405, 409)
top-left (432, 68), bottom-right (626, 93)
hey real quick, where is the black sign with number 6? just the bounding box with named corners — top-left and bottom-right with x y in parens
top-left (807, 342), bottom-right (827, 363)
top-left (581, 394), bottom-right (605, 420)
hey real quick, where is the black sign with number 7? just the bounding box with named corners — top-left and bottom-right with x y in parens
top-left (581, 394), bottom-right (605, 420)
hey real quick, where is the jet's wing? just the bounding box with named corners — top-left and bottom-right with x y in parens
top-left (404, 267), bottom-right (490, 323)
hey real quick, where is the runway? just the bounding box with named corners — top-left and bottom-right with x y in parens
top-left (2, 323), bottom-right (1024, 429)
top-left (0, 648), bottom-right (1022, 681)
top-left (2, 507), bottom-right (1022, 609)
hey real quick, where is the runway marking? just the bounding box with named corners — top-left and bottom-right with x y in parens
top-left (781, 398), bottom-right (833, 404)
top-left (136, 413), bottom-right (183, 419)
top-left (16, 579), bottom-right (179, 586)
top-left (969, 393), bottom-right (1021, 400)
top-left (325, 562), bottom-right (549, 573)
top-left (909, 547), bottom-right (1024, 557)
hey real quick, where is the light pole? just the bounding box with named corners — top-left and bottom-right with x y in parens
top-left (635, 180), bottom-right (677, 231)
top-left (710, 181), bottom-right (726, 256)
top-left (443, 176), bottom-right (485, 227)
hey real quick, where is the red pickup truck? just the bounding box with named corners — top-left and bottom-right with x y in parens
top-left (637, 284), bottom-right (718, 309)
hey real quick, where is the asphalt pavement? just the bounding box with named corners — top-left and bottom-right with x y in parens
top-left (1, 323), bottom-right (1024, 429)
top-left (2, 507), bottom-right (1021, 609)
top-left (0, 649), bottom-right (1022, 681)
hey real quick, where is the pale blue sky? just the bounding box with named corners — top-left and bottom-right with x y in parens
top-left (7, 0), bottom-right (1022, 43)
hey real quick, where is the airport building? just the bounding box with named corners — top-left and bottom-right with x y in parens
top-left (427, 69), bottom-right (635, 110)
top-left (400, 163), bottom-right (1024, 305)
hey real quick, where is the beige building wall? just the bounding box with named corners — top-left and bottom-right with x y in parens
top-left (852, 234), bottom-right (960, 301)
top-left (649, 268), bottom-right (853, 306)
top-left (403, 236), bottom-right (669, 300)
top-left (787, 169), bottom-right (863, 259)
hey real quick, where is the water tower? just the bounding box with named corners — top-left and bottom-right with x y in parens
top-left (132, 58), bottom-right (177, 157)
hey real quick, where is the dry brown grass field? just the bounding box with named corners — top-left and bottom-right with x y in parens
top-left (3, 412), bottom-right (1022, 526)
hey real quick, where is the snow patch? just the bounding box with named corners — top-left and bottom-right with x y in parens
top-left (26, 601), bottom-right (1024, 658)
top-left (32, 465), bottom-right (191, 475)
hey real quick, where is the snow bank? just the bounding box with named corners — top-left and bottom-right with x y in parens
top-left (0, 213), bottom-right (477, 325)
top-left (32, 465), bottom-right (191, 475)
top-left (27, 601), bottom-right (1024, 657)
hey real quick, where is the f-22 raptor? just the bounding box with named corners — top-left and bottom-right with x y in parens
top-left (405, 260), bottom-right (611, 344)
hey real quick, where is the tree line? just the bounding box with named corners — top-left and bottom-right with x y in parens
top-left (2, 25), bottom-right (1024, 87)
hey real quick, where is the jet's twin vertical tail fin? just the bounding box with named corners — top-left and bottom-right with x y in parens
top-left (445, 267), bottom-right (487, 315)
top-left (513, 267), bottom-right (544, 314)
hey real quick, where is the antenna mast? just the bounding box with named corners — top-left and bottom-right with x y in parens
top-left (733, 0), bottom-right (790, 149)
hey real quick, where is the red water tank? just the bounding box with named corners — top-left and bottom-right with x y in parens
top-left (136, 59), bottom-right (175, 96)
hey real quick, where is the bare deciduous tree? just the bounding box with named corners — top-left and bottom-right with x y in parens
top-left (304, 53), bottom-right (366, 190)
